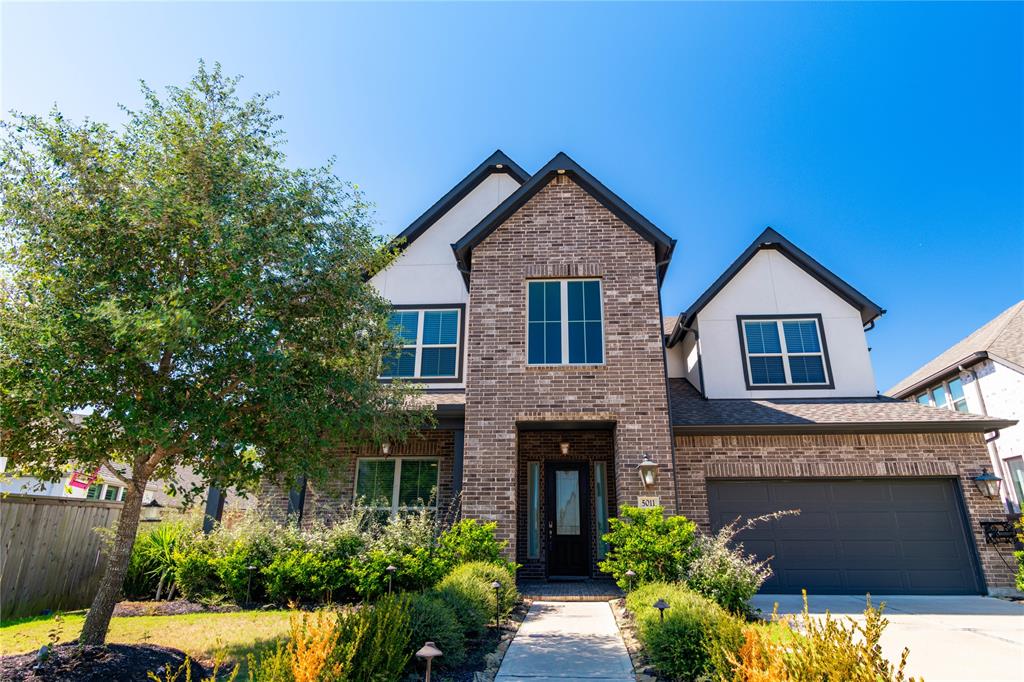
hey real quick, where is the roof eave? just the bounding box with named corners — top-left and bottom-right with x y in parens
top-left (888, 351), bottom-right (990, 398)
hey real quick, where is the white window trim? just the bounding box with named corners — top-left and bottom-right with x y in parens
top-left (742, 318), bottom-right (830, 386)
top-left (914, 377), bottom-right (969, 412)
top-left (353, 457), bottom-right (440, 516)
top-left (526, 278), bottom-right (606, 367)
top-left (380, 308), bottom-right (461, 380)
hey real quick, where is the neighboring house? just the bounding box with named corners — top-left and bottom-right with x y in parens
top-left (257, 150), bottom-right (1017, 594)
top-left (0, 464), bottom-right (159, 505)
top-left (888, 301), bottom-right (1024, 513)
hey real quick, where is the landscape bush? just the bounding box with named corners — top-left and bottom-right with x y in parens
top-left (684, 516), bottom-right (778, 615)
top-left (599, 506), bottom-right (696, 589)
top-left (407, 592), bottom-right (467, 668)
top-left (626, 582), bottom-right (744, 682)
top-left (727, 593), bottom-right (921, 682)
top-left (434, 571), bottom-right (493, 635)
top-left (1015, 518), bottom-right (1024, 593)
top-left (445, 561), bottom-right (518, 616)
top-left (436, 518), bottom-right (511, 570)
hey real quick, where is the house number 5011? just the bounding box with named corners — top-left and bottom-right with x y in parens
top-left (637, 496), bottom-right (660, 509)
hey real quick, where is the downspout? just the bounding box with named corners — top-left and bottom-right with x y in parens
top-left (655, 257), bottom-right (681, 516)
top-left (960, 362), bottom-right (1010, 512)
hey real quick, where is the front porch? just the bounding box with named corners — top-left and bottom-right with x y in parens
top-left (515, 427), bottom-right (618, 580)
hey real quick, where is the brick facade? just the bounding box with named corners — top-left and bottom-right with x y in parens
top-left (515, 429), bottom-right (617, 578)
top-left (461, 175), bottom-right (677, 560)
top-left (256, 429), bottom-right (457, 529)
top-left (674, 431), bottom-right (1015, 589)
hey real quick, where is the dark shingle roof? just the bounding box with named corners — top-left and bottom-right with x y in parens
top-left (888, 301), bottom-right (1024, 397)
top-left (663, 315), bottom-right (677, 335)
top-left (668, 379), bottom-right (1014, 434)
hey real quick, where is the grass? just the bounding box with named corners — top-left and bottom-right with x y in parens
top-left (0, 610), bottom-right (291, 675)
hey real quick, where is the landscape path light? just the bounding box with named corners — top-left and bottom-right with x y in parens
top-left (653, 598), bottom-right (670, 623)
top-left (246, 565), bottom-right (257, 605)
top-left (416, 641), bottom-right (442, 682)
top-left (491, 580), bottom-right (502, 629)
top-left (386, 565), bottom-right (397, 594)
top-left (624, 569), bottom-right (636, 592)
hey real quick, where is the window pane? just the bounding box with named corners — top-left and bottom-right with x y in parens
top-left (916, 394), bottom-right (930, 406)
top-left (422, 310), bottom-right (458, 345)
top-left (382, 348), bottom-right (416, 377)
top-left (789, 355), bottom-right (826, 383)
top-left (356, 460), bottom-right (395, 507)
top-left (420, 347), bottom-right (457, 377)
top-left (948, 378), bottom-right (964, 402)
top-left (583, 280), bottom-right (601, 320)
top-left (568, 321), bottom-right (586, 363)
top-left (555, 470), bottom-right (581, 535)
top-left (388, 311), bottom-right (419, 343)
top-left (585, 321), bottom-right (603, 363)
top-left (528, 322), bottom-right (546, 364)
top-left (567, 281), bottom-right (584, 321)
top-left (545, 321), bottom-right (561, 363)
top-left (744, 321), bottom-right (781, 354)
top-left (86, 484), bottom-right (101, 500)
top-left (398, 460), bottom-right (438, 507)
top-left (931, 386), bottom-right (947, 407)
top-left (528, 282), bottom-right (545, 322)
top-left (545, 281), bottom-right (561, 321)
top-left (594, 462), bottom-right (609, 560)
top-left (750, 356), bottom-right (786, 384)
top-left (103, 486), bottom-right (119, 501)
top-left (782, 320), bottom-right (821, 353)
top-left (527, 462), bottom-right (540, 559)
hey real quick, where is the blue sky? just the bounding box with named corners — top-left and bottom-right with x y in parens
top-left (3, 2), bottom-right (1021, 391)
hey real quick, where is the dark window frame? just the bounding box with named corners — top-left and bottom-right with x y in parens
top-left (379, 303), bottom-right (467, 384)
top-left (736, 313), bottom-right (835, 390)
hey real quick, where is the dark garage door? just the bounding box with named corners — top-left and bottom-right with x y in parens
top-left (706, 479), bottom-right (983, 595)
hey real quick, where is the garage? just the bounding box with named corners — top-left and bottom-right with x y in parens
top-left (706, 478), bottom-right (984, 595)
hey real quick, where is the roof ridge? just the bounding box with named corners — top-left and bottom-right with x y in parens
top-left (985, 299), bottom-right (1024, 350)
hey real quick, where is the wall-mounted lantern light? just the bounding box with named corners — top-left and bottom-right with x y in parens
top-left (140, 499), bottom-right (163, 522)
top-left (381, 441), bottom-right (391, 456)
top-left (559, 440), bottom-right (570, 456)
top-left (638, 454), bottom-right (658, 489)
top-left (973, 467), bottom-right (1002, 498)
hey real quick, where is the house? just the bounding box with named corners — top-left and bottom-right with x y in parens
top-left (257, 150), bottom-right (1017, 594)
top-left (888, 301), bottom-right (1024, 513)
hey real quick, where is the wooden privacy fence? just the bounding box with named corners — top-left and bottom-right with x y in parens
top-left (1, 494), bottom-right (121, 619)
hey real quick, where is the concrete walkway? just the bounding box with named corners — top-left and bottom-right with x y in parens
top-left (496, 601), bottom-right (634, 682)
top-left (752, 594), bottom-right (1024, 682)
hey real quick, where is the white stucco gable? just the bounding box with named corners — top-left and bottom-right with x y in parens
top-left (370, 172), bottom-right (521, 305)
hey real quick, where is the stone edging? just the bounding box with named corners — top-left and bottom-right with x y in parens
top-left (609, 597), bottom-right (658, 682)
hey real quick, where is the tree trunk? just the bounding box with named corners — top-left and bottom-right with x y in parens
top-left (79, 472), bottom-right (148, 645)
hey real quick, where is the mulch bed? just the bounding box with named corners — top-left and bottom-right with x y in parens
top-left (419, 600), bottom-right (531, 682)
top-left (0, 642), bottom-right (208, 681)
top-left (112, 600), bottom-right (241, 618)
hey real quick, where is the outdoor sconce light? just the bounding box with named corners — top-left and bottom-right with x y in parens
top-left (973, 467), bottom-right (1002, 498)
top-left (653, 598), bottom-right (670, 623)
top-left (491, 581), bottom-right (502, 628)
top-left (140, 499), bottom-right (163, 522)
top-left (386, 565), bottom-right (397, 594)
top-left (416, 641), bottom-right (442, 682)
top-left (381, 441), bottom-right (391, 456)
top-left (637, 454), bottom-right (658, 489)
top-left (559, 440), bottom-right (570, 455)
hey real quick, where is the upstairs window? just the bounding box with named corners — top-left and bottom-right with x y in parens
top-left (527, 279), bottom-right (604, 365)
top-left (739, 316), bottom-right (832, 388)
top-left (913, 377), bottom-right (969, 412)
top-left (381, 307), bottom-right (461, 380)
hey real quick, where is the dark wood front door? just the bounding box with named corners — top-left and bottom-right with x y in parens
top-left (546, 462), bottom-right (590, 577)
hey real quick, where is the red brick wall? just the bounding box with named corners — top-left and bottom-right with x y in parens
top-left (515, 430), bottom-right (617, 578)
top-left (674, 431), bottom-right (1015, 589)
top-left (255, 429), bottom-right (456, 528)
top-left (462, 175), bottom-right (677, 560)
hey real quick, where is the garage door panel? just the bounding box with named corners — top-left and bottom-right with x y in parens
top-left (706, 479), bottom-right (981, 595)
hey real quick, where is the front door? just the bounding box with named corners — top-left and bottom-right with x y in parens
top-left (546, 462), bottom-right (590, 577)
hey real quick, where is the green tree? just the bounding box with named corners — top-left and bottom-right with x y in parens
top-left (0, 63), bottom-right (428, 644)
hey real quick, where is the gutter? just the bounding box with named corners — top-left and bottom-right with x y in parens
top-left (672, 417), bottom-right (1018, 436)
top-left (890, 351), bottom-right (989, 398)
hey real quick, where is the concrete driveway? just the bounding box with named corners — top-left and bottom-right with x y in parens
top-left (751, 594), bottom-right (1024, 682)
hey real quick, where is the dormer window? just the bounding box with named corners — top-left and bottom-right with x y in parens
top-left (381, 306), bottom-right (463, 381)
top-left (738, 314), bottom-right (833, 389)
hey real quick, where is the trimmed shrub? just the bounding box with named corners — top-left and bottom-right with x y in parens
top-left (408, 592), bottom-right (466, 668)
top-left (599, 506), bottom-right (696, 590)
top-left (437, 519), bottom-right (511, 570)
top-left (173, 550), bottom-right (220, 600)
top-left (263, 550), bottom-right (348, 604)
top-left (434, 571), bottom-right (492, 635)
top-left (627, 582), bottom-right (743, 681)
top-left (446, 561), bottom-right (518, 616)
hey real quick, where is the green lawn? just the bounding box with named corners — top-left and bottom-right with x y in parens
top-left (1, 610), bottom-right (292, 674)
